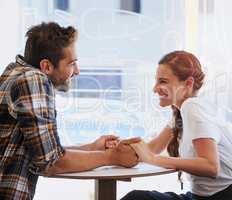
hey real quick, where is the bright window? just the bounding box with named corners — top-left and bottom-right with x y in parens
top-left (55, 0), bottom-right (69, 11)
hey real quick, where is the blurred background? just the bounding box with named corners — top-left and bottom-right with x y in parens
top-left (1, 0), bottom-right (232, 199)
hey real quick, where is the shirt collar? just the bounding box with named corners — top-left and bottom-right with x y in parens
top-left (15, 55), bottom-right (34, 68)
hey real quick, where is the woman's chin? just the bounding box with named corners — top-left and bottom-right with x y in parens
top-left (159, 100), bottom-right (171, 107)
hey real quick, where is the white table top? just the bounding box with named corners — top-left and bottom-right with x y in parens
top-left (48, 163), bottom-right (176, 180)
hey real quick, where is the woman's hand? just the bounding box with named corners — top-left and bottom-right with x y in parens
top-left (106, 140), bottom-right (139, 168)
top-left (93, 135), bottom-right (119, 151)
top-left (130, 140), bottom-right (154, 163)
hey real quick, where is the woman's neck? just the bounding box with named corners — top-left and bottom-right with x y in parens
top-left (173, 94), bottom-right (197, 109)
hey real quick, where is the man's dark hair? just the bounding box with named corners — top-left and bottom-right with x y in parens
top-left (24, 22), bottom-right (77, 68)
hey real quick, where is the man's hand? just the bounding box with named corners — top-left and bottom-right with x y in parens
top-left (107, 137), bottom-right (141, 168)
top-left (106, 137), bottom-right (142, 149)
top-left (92, 135), bottom-right (119, 151)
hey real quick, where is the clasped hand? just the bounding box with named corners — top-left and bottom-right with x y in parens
top-left (93, 135), bottom-right (153, 167)
top-left (105, 136), bottom-right (154, 165)
top-left (106, 136), bottom-right (142, 167)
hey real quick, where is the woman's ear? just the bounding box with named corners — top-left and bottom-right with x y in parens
top-left (40, 59), bottom-right (54, 75)
top-left (185, 76), bottom-right (194, 89)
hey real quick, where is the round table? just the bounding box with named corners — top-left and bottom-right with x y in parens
top-left (46, 163), bottom-right (176, 200)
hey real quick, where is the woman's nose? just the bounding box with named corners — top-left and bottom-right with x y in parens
top-left (153, 83), bottom-right (158, 93)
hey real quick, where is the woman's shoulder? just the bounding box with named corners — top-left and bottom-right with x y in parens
top-left (181, 96), bottom-right (202, 111)
top-left (180, 96), bottom-right (216, 117)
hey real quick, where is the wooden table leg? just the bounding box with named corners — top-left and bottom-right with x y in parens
top-left (95, 179), bottom-right (116, 200)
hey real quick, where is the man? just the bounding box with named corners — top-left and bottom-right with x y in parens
top-left (0, 22), bottom-right (140, 200)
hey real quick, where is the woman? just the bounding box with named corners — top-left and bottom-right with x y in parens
top-left (121, 51), bottom-right (232, 200)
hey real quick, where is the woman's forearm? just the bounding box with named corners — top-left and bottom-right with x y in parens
top-left (149, 155), bottom-right (219, 178)
top-left (148, 126), bottom-right (173, 154)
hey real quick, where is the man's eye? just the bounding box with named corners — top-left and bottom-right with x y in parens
top-left (69, 62), bottom-right (77, 67)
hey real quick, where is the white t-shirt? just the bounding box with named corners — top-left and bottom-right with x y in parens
top-left (179, 97), bottom-right (232, 196)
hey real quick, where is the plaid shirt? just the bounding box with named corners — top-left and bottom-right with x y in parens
top-left (0, 55), bottom-right (64, 200)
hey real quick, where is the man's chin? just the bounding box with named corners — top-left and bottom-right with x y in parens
top-left (55, 84), bottom-right (70, 92)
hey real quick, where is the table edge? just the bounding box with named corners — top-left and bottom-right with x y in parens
top-left (44, 169), bottom-right (177, 180)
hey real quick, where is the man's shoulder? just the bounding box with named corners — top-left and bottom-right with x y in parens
top-left (10, 65), bottom-right (50, 88)
top-left (0, 64), bottom-right (46, 94)
top-left (2, 63), bottom-right (46, 80)
top-left (8, 65), bottom-right (53, 96)
top-left (17, 65), bottom-right (46, 79)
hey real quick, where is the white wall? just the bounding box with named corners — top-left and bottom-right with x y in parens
top-left (0, 1), bottom-right (21, 72)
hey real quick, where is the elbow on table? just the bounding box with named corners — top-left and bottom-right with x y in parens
top-left (208, 163), bottom-right (220, 178)
top-left (45, 152), bottom-right (69, 175)
top-left (45, 160), bottom-right (66, 176)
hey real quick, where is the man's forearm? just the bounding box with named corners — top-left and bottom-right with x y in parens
top-left (46, 149), bottom-right (111, 174)
top-left (64, 142), bottom-right (96, 151)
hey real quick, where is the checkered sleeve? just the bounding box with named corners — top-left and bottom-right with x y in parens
top-left (9, 70), bottom-right (65, 175)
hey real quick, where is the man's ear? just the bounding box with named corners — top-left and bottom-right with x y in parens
top-left (40, 59), bottom-right (54, 75)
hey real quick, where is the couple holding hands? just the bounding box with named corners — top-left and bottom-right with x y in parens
top-left (1, 22), bottom-right (232, 200)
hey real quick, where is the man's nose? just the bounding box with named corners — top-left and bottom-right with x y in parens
top-left (73, 63), bottom-right (80, 76)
